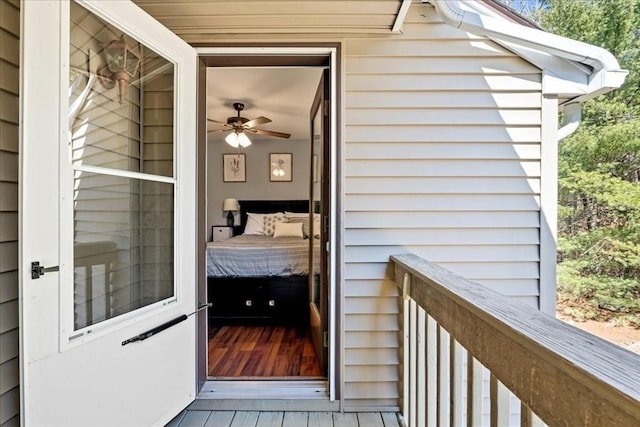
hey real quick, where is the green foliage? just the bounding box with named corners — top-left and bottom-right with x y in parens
top-left (505, 0), bottom-right (640, 324)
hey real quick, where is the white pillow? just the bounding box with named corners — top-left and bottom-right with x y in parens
top-left (287, 217), bottom-right (310, 237)
top-left (243, 213), bottom-right (266, 235)
top-left (263, 213), bottom-right (286, 236)
top-left (273, 221), bottom-right (304, 238)
top-left (285, 211), bottom-right (308, 219)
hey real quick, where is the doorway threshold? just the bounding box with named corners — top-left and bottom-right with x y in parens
top-left (195, 380), bottom-right (338, 411)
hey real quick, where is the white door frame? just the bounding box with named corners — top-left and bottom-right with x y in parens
top-left (196, 46), bottom-right (340, 401)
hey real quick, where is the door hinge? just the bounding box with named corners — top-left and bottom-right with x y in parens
top-left (323, 99), bottom-right (329, 116)
top-left (31, 261), bottom-right (59, 279)
top-left (323, 331), bottom-right (329, 348)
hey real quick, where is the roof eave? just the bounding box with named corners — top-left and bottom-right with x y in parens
top-left (426, 0), bottom-right (628, 103)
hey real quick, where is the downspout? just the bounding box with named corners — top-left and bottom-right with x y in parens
top-left (558, 102), bottom-right (581, 141)
top-left (427, 0), bottom-right (628, 93)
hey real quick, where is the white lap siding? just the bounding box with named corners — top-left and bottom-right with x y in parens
top-left (343, 4), bottom-right (542, 410)
top-left (0, 1), bottom-right (20, 425)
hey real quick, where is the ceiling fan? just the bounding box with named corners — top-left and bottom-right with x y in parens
top-left (207, 102), bottom-right (291, 148)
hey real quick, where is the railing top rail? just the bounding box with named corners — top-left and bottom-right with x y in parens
top-left (391, 253), bottom-right (640, 426)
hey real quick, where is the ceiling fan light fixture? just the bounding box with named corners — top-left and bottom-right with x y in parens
top-left (225, 131), bottom-right (251, 148)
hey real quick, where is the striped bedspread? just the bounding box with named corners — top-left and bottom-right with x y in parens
top-left (206, 235), bottom-right (317, 277)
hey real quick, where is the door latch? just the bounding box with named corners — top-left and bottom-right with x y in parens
top-left (31, 261), bottom-right (59, 279)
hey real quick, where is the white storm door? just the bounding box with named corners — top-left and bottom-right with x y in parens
top-left (20, 1), bottom-right (197, 426)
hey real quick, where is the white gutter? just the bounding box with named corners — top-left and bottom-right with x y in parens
top-left (558, 102), bottom-right (582, 141)
top-left (427, 0), bottom-right (628, 100)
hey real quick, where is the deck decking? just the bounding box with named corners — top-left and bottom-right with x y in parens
top-left (166, 410), bottom-right (402, 427)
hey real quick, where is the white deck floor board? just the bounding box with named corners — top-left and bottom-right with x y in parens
top-left (168, 410), bottom-right (402, 426)
top-left (204, 411), bottom-right (235, 427)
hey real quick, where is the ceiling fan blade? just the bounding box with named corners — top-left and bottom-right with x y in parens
top-left (207, 118), bottom-right (227, 125)
top-left (243, 116), bottom-right (271, 128)
top-left (248, 128), bottom-right (291, 139)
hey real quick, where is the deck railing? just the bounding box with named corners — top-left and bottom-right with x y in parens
top-left (391, 254), bottom-right (640, 427)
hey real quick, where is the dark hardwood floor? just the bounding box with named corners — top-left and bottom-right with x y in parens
top-left (208, 325), bottom-right (323, 378)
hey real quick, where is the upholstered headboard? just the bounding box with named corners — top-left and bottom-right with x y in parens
top-left (238, 200), bottom-right (310, 234)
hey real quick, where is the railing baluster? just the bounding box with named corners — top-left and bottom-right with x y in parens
top-left (417, 307), bottom-right (426, 427)
top-left (402, 274), bottom-right (410, 427)
top-left (426, 315), bottom-right (438, 427)
top-left (467, 356), bottom-right (483, 427)
top-left (450, 339), bottom-right (464, 426)
top-left (410, 300), bottom-right (418, 426)
top-left (521, 403), bottom-right (546, 427)
top-left (438, 327), bottom-right (451, 427)
top-left (490, 374), bottom-right (510, 427)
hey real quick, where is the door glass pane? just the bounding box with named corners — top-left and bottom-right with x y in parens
top-left (73, 173), bottom-right (174, 329)
top-left (70, 1), bottom-right (174, 177)
top-left (70, 2), bottom-right (176, 330)
top-left (310, 106), bottom-right (322, 310)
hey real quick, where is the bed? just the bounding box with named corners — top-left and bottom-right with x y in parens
top-left (206, 200), bottom-right (313, 325)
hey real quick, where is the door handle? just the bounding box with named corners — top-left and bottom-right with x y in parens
top-left (31, 261), bottom-right (60, 279)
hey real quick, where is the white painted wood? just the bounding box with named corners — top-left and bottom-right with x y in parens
top-left (438, 327), bottom-right (451, 427)
top-left (490, 375), bottom-right (510, 427)
top-left (467, 357), bottom-right (483, 427)
top-left (416, 308), bottom-right (427, 427)
top-left (539, 95), bottom-right (558, 315)
top-left (426, 315), bottom-right (438, 427)
top-left (402, 292), bottom-right (410, 425)
top-left (20, 1), bottom-right (197, 426)
top-left (450, 340), bottom-right (464, 426)
top-left (409, 300), bottom-right (417, 427)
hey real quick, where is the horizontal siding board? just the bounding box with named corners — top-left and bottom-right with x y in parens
top-left (0, 357), bottom-right (17, 394)
top-left (346, 57), bottom-right (540, 75)
top-left (345, 211), bottom-right (540, 228)
top-left (0, 272), bottom-right (18, 303)
top-left (346, 91), bottom-right (542, 109)
top-left (344, 297), bottom-right (399, 314)
top-left (0, 386), bottom-right (18, 425)
top-left (344, 245), bottom-right (540, 263)
top-left (344, 331), bottom-right (400, 349)
top-left (346, 109), bottom-right (541, 126)
top-left (346, 125), bottom-right (541, 143)
top-left (345, 177), bottom-right (540, 194)
top-left (345, 228), bottom-right (539, 246)
top-left (344, 195), bottom-right (541, 211)
top-left (0, 1), bottom-right (18, 36)
top-left (0, 61), bottom-right (18, 94)
top-left (344, 383), bottom-right (400, 399)
top-left (345, 262), bottom-right (539, 280)
top-left (0, 92), bottom-right (17, 123)
top-left (346, 142), bottom-right (540, 160)
top-left (345, 74), bottom-right (541, 92)
top-left (0, 122), bottom-right (18, 153)
top-left (343, 280), bottom-right (400, 298)
top-left (346, 39), bottom-right (516, 57)
top-left (345, 314), bottom-right (400, 332)
top-left (0, 242), bottom-right (17, 273)
top-left (0, 29), bottom-right (19, 64)
top-left (345, 365), bottom-right (400, 382)
top-left (345, 159), bottom-right (540, 177)
top-left (345, 349), bottom-right (400, 366)
top-left (0, 213), bottom-right (17, 242)
top-left (0, 300), bottom-right (17, 334)
top-left (0, 329), bottom-right (17, 364)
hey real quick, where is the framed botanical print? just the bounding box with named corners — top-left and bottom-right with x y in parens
top-left (269, 153), bottom-right (292, 182)
top-left (223, 153), bottom-right (246, 182)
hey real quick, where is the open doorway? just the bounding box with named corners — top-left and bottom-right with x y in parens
top-left (201, 55), bottom-right (333, 383)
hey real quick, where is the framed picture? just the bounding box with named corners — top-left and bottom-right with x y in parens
top-left (270, 153), bottom-right (292, 182)
top-left (223, 153), bottom-right (246, 182)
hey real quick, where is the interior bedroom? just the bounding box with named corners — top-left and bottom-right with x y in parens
top-left (204, 65), bottom-right (328, 380)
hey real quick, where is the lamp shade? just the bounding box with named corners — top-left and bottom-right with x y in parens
top-left (222, 198), bottom-right (239, 212)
